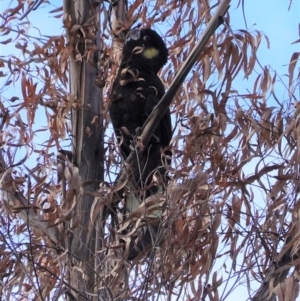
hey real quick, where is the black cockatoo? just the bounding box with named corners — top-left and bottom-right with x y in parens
top-left (109, 28), bottom-right (172, 259)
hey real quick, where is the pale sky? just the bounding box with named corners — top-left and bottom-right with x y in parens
top-left (0, 0), bottom-right (299, 300)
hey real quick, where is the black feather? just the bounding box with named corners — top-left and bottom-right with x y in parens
top-left (109, 28), bottom-right (171, 189)
top-left (109, 28), bottom-right (172, 259)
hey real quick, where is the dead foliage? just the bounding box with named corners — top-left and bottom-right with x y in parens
top-left (0, 0), bottom-right (299, 300)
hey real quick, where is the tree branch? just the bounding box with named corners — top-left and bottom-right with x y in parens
top-left (113, 0), bottom-right (230, 193)
top-left (252, 236), bottom-right (298, 301)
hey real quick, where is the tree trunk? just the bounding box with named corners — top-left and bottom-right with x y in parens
top-left (63, 1), bottom-right (104, 300)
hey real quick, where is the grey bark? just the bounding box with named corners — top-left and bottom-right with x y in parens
top-left (63, 0), bottom-right (104, 300)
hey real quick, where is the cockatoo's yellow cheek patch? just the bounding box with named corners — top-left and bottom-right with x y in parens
top-left (142, 48), bottom-right (159, 59)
